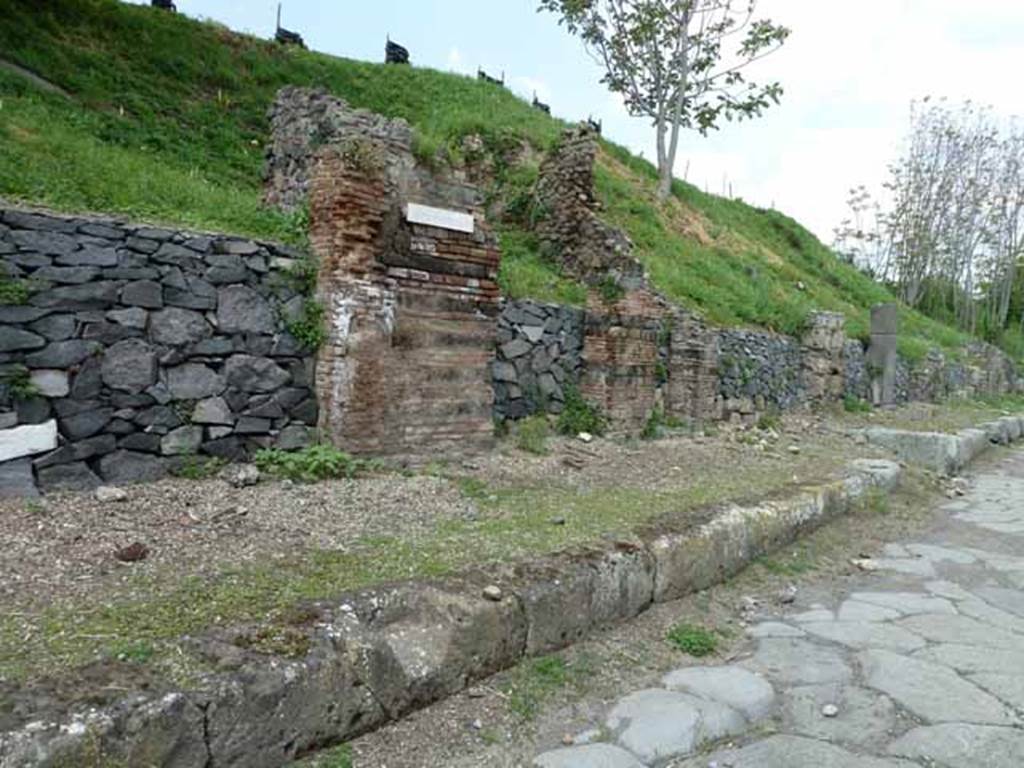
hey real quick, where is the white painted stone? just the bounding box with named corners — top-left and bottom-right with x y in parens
top-left (405, 202), bottom-right (474, 233)
top-left (28, 369), bottom-right (69, 398)
top-left (0, 420), bottom-right (58, 462)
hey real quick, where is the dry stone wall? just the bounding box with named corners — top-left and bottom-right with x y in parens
top-left (492, 299), bottom-right (584, 419)
top-left (0, 207), bottom-right (317, 497)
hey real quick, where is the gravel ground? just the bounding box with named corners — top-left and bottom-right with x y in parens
top-left (0, 474), bottom-right (476, 613)
top-left (0, 412), bottom-right (865, 615)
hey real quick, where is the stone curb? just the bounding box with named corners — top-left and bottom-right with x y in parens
top-left (0, 442), bottom-right (977, 768)
top-left (862, 414), bottom-right (1024, 475)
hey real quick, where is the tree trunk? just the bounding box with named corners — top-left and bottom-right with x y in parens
top-left (656, 6), bottom-right (692, 201)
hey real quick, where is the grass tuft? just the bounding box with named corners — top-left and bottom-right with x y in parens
top-left (666, 622), bottom-right (718, 657)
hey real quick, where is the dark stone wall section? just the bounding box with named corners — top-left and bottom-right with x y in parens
top-left (0, 207), bottom-right (318, 496)
top-left (492, 299), bottom-right (584, 419)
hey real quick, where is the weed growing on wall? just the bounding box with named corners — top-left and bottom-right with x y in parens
top-left (0, 277), bottom-right (32, 306)
top-left (843, 394), bottom-right (872, 413)
top-left (286, 299), bottom-right (326, 350)
top-left (0, 365), bottom-right (39, 401)
top-left (556, 384), bottom-right (607, 436)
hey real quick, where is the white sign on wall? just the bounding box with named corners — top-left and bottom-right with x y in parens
top-left (404, 202), bottom-right (475, 234)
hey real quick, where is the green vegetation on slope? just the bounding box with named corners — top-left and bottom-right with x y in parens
top-left (0, 0), bottom-right (989, 358)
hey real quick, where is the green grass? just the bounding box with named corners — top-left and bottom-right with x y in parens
top-left (595, 146), bottom-right (977, 357)
top-left (666, 622), bottom-right (718, 657)
top-left (496, 228), bottom-right (588, 306)
top-left (502, 654), bottom-right (595, 720)
top-left (515, 414), bottom-right (551, 455)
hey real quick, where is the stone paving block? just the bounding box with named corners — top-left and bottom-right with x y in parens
top-left (533, 744), bottom-right (645, 768)
top-left (661, 665), bottom-right (775, 721)
top-left (860, 648), bottom-right (1016, 725)
top-left (887, 723), bottom-right (1024, 768)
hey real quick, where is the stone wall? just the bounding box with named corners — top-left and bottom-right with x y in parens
top-left (492, 299), bottom-right (584, 419)
top-left (717, 329), bottom-right (804, 419)
top-left (533, 125), bottom-right (643, 287)
top-left (843, 339), bottom-right (870, 401)
top-left (0, 207), bottom-right (317, 496)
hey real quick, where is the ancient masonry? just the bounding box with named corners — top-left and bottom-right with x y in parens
top-left (0, 209), bottom-right (317, 496)
top-left (299, 94), bottom-right (502, 457)
top-left (2, 89), bottom-right (1022, 493)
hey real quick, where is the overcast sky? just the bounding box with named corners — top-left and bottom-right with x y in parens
top-left (126, 0), bottom-right (1024, 243)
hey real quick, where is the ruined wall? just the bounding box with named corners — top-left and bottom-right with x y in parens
top-left (0, 207), bottom-right (317, 496)
top-left (580, 289), bottom-right (671, 430)
top-left (533, 125), bottom-right (642, 286)
top-left (801, 312), bottom-right (847, 403)
top-left (298, 90), bottom-right (500, 459)
top-left (492, 300), bottom-right (584, 419)
top-left (663, 312), bottom-right (721, 425)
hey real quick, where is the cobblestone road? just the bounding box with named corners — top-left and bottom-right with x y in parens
top-left (534, 450), bottom-right (1024, 767)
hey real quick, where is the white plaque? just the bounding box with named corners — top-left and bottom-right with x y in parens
top-left (404, 202), bottom-right (475, 234)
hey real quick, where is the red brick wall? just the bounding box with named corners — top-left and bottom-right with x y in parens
top-left (309, 146), bottom-right (500, 459)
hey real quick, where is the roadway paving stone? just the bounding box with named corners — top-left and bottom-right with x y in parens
top-left (533, 743), bottom-right (645, 768)
top-left (886, 723), bottom-right (1024, 767)
top-left (800, 620), bottom-right (926, 652)
top-left (677, 734), bottom-right (917, 767)
top-left (781, 684), bottom-right (897, 749)
top-left (660, 666), bottom-right (775, 721)
top-left (741, 637), bottom-right (853, 685)
top-left (860, 649), bottom-right (1017, 725)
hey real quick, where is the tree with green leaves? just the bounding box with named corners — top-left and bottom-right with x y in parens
top-left (539, 0), bottom-right (789, 199)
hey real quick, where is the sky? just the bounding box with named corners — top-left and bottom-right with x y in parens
top-left (125, 0), bottom-right (1024, 244)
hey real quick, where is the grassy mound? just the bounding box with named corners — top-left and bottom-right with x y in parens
top-left (0, 0), bottom-right (977, 358)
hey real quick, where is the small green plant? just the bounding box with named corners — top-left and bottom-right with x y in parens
top-left (596, 274), bottom-right (625, 304)
top-left (756, 410), bottom-right (780, 431)
top-left (863, 486), bottom-right (890, 516)
top-left (254, 444), bottom-right (378, 482)
top-left (843, 394), bottom-right (872, 413)
top-left (171, 455), bottom-right (226, 480)
top-left (282, 202), bottom-right (310, 248)
top-left (666, 622), bottom-right (718, 657)
top-left (309, 744), bottom-right (353, 768)
top-left (0, 366), bottom-right (39, 401)
top-left (0, 277), bottom-right (32, 305)
top-left (515, 414), bottom-right (550, 455)
top-left (503, 654), bottom-right (593, 721)
top-left (284, 254), bottom-right (319, 296)
top-left (455, 476), bottom-right (491, 501)
top-left (110, 640), bottom-right (155, 664)
top-left (555, 384), bottom-right (608, 436)
top-left (286, 299), bottom-right (326, 350)
top-left (641, 408), bottom-right (661, 440)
